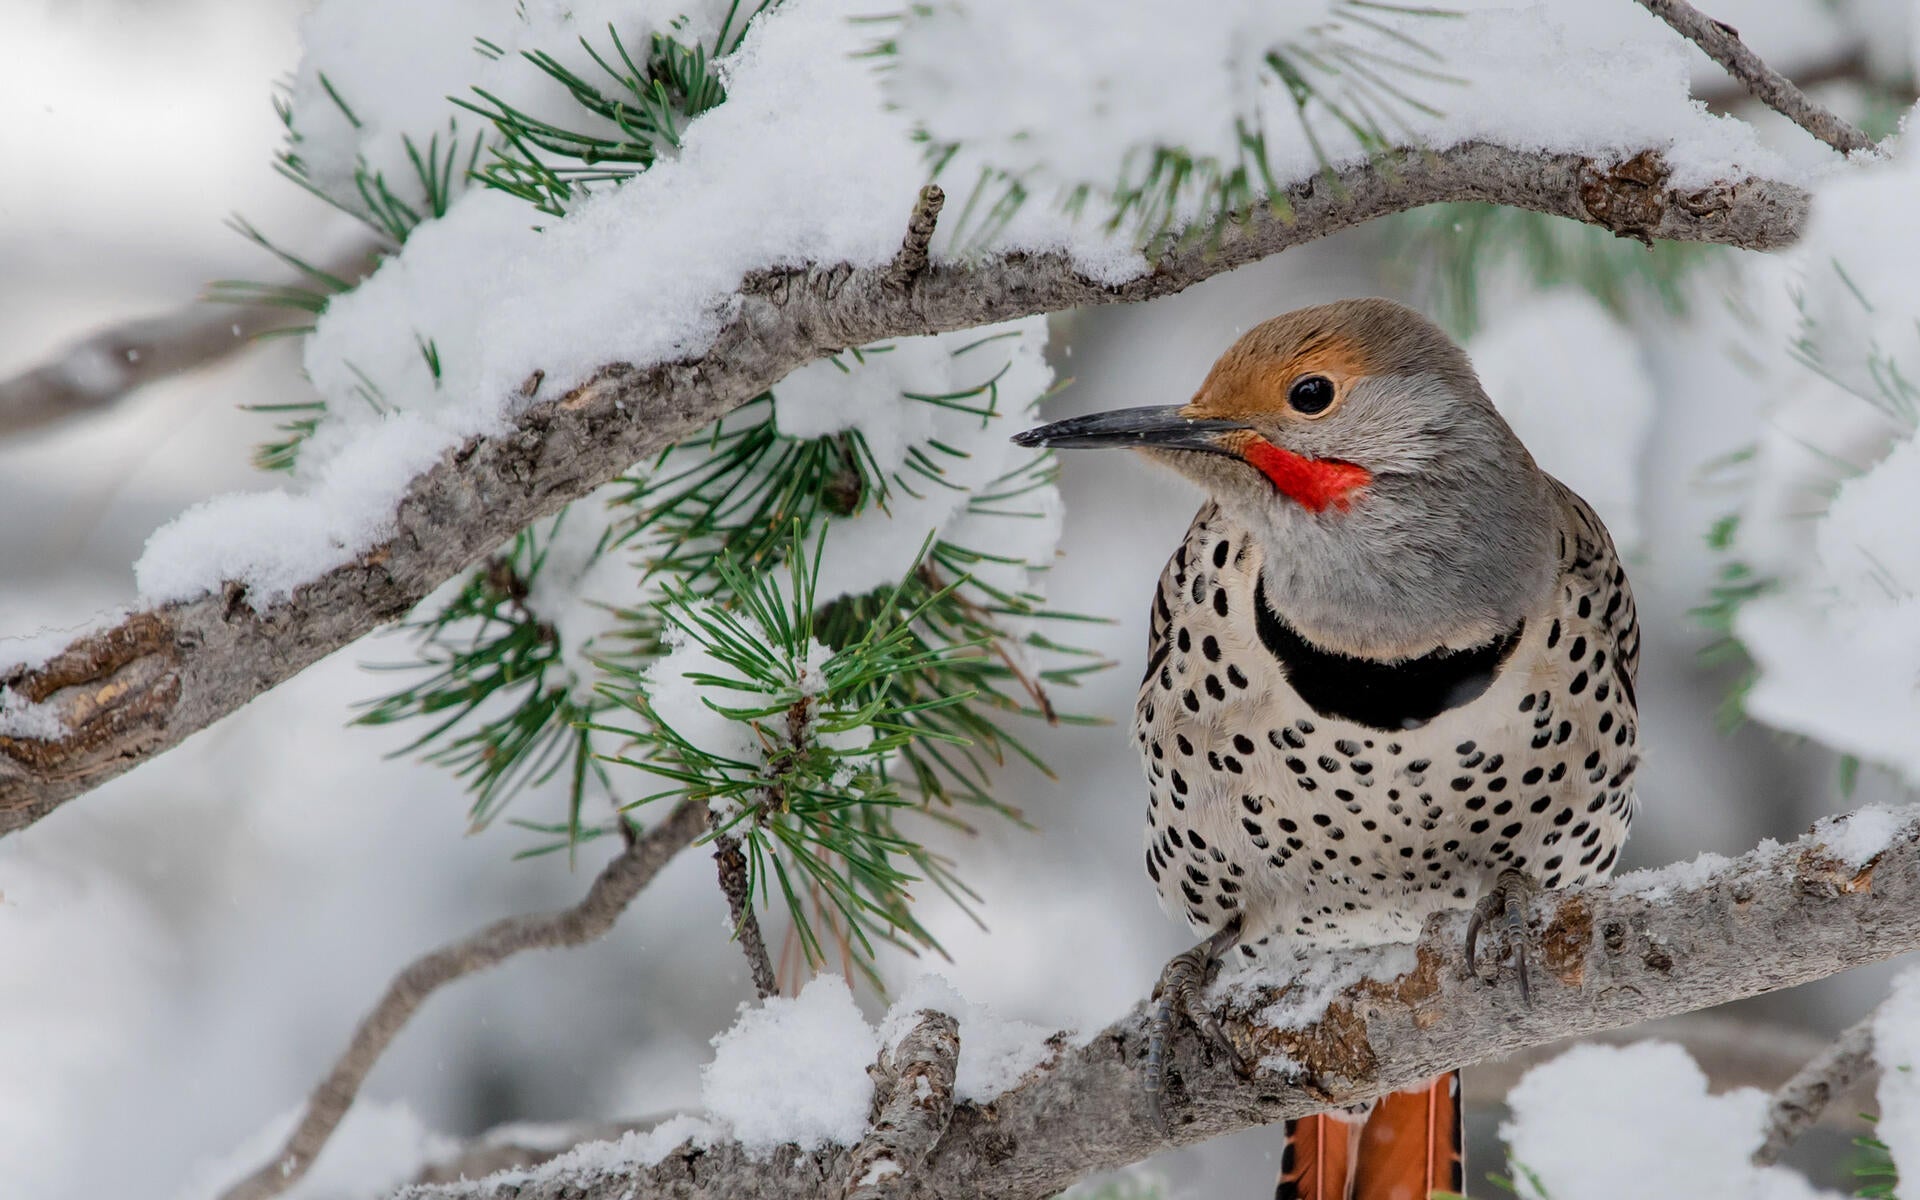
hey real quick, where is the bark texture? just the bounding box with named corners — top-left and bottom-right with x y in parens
top-left (0, 142), bottom-right (1811, 837)
top-left (394, 805), bottom-right (1918, 1200)
top-left (843, 1011), bottom-right (961, 1200)
top-left (1634, 0), bottom-right (1877, 154)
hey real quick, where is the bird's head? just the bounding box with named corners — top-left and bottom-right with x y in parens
top-left (1015, 298), bottom-right (1558, 658)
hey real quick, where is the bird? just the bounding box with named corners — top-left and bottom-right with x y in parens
top-left (1012, 298), bottom-right (1640, 1200)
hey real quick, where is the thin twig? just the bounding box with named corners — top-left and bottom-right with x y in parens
top-left (844, 1010), bottom-right (961, 1200)
top-left (1753, 1011), bottom-right (1879, 1165)
top-left (214, 798), bottom-right (708, 1200)
top-left (712, 824), bottom-right (780, 999)
top-left (886, 185), bottom-right (946, 288)
top-left (1633, 0), bottom-right (1877, 154)
top-left (0, 242), bottom-right (381, 440)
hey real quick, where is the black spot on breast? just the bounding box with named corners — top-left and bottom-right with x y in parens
top-left (1182, 690), bottom-right (1200, 713)
top-left (1176, 627), bottom-right (1191, 653)
top-left (1202, 635), bottom-right (1221, 663)
top-left (1530, 796), bottom-right (1552, 813)
top-left (1233, 734), bottom-right (1256, 755)
top-left (1523, 766), bottom-right (1544, 785)
top-left (1318, 755), bottom-right (1342, 773)
top-left (1568, 635), bottom-right (1587, 662)
top-left (1213, 589), bottom-right (1230, 617)
top-left (1569, 671), bottom-right (1589, 695)
top-left (1213, 539), bottom-right (1230, 569)
top-left (1205, 675), bottom-right (1226, 701)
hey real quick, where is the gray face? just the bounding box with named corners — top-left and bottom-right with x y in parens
top-left (1139, 300), bottom-right (1561, 660)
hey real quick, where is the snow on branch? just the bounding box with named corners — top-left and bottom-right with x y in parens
top-left (389, 802), bottom-right (1920, 1200)
top-left (214, 798), bottom-right (707, 1200)
top-left (0, 140), bottom-right (1810, 838)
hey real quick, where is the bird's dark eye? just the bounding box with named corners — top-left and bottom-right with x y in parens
top-left (1287, 375), bottom-right (1336, 415)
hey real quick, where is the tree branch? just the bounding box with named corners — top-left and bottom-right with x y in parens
top-left (712, 825), bottom-right (780, 1000)
top-left (1633, 0), bottom-right (1877, 154)
top-left (214, 798), bottom-right (708, 1200)
top-left (1753, 1010), bottom-right (1879, 1166)
top-left (394, 804), bottom-right (1918, 1200)
top-left (844, 1011), bottom-right (960, 1200)
top-left (0, 141), bottom-right (1810, 838)
top-left (0, 243), bottom-right (382, 439)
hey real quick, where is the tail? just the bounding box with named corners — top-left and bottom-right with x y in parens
top-left (1277, 1072), bottom-right (1461, 1200)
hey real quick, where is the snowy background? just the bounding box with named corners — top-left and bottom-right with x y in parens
top-left (2, 0), bottom-right (1919, 1197)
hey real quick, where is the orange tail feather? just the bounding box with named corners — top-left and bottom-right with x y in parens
top-left (1354, 1071), bottom-right (1463, 1200)
top-left (1277, 1109), bottom-right (1362, 1200)
top-left (1276, 1072), bottom-right (1462, 1200)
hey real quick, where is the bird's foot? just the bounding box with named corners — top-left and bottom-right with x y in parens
top-left (1144, 921), bottom-right (1248, 1136)
top-left (1466, 868), bottom-right (1540, 1006)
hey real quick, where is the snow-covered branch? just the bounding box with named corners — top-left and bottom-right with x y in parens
top-left (392, 803), bottom-right (1918, 1200)
top-left (0, 140), bottom-right (1809, 838)
top-left (216, 799), bottom-right (708, 1200)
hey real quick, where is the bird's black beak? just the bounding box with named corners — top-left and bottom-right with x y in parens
top-left (1010, 405), bottom-right (1247, 455)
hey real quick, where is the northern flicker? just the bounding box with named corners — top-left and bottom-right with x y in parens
top-left (1014, 298), bottom-right (1640, 1200)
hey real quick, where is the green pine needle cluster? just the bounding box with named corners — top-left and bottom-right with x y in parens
top-left (889, 0), bottom-right (1459, 254)
top-left (596, 532), bottom-right (982, 983)
top-left (222, 4), bottom-right (777, 473)
top-left (220, 2), bottom-right (1109, 985)
top-left (1390, 202), bottom-right (1726, 340)
top-left (1854, 1120), bottom-right (1900, 1198)
top-left (461, 3), bottom-right (766, 217)
top-left (356, 512), bottom-right (620, 842)
top-left (356, 336), bottom-right (1101, 977)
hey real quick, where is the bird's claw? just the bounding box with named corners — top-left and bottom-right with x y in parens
top-left (1144, 925), bottom-right (1248, 1135)
top-left (1466, 868), bottom-right (1539, 1007)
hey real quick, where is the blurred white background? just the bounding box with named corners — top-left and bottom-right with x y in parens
top-left (0, 1), bottom-right (1911, 1197)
